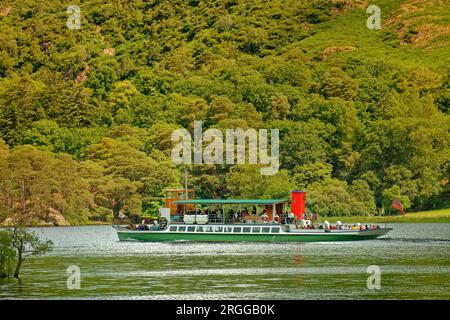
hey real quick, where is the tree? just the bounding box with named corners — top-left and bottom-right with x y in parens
top-left (0, 139), bottom-right (12, 221)
top-left (83, 138), bottom-right (180, 218)
top-left (382, 185), bottom-right (411, 215)
top-left (276, 119), bottom-right (334, 170)
top-left (319, 68), bottom-right (357, 101)
top-left (293, 161), bottom-right (333, 188)
top-left (0, 226), bottom-right (53, 278)
top-left (225, 165), bottom-right (294, 199)
top-left (0, 230), bottom-right (15, 278)
top-left (307, 178), bottom-right (376, 216)
top-left (0, 74), bottom-right (45, 145)
top-left (6, 145), bottom-right (92, 225)
top-left (5, 227), bottom-right (53, 278)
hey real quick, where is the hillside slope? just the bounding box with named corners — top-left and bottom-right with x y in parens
top-left (0, 0), bottom-right (448, 225)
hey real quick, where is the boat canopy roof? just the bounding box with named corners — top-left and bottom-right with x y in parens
top-left (173, 199), bottom-right (289, 205)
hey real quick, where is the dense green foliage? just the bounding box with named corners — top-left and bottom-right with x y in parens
top-left (0, 0), bottom-right (449, 223)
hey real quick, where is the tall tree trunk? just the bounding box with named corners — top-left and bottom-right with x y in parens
top-left (14, 256), bottom-right (23, 278)
top-left (13, 233), bottom-right (24, 278)
top-left (20, 179), bottom-right (26, 214)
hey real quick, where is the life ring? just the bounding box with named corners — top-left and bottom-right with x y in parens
top-left (274, 215), bottom-right (280, 223)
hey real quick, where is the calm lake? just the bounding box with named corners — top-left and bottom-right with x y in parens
top-left (1, 223), bottom-right (449, 299)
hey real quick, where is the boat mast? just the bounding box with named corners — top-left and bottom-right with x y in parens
top-left (184, 167), bottom-right (188, 215)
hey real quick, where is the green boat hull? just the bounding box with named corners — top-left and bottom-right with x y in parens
top-left (116, 229), bottom-right (391, 242)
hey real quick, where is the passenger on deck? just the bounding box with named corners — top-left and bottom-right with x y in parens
top-left (287, 212), bottom-right (295, 224)
top-left (252, 206), bottom-right (257, 215)
top-left (313, 212), bottom-right (318, 222)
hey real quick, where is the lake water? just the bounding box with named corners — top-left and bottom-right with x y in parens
top-left (1, 223), bottom-right (449, 299)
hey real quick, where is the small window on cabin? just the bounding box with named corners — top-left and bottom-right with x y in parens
top-left (271, 227), bottom-right (280, 233)
top-left (224, 227), bottom-right (233, 233)
top-left (215, 227), bottom-right (223, 232)
top-left (242, 227), bottom-right (251, 233)
top-left (262, 227), bottom-right (270, 233)
top-left (196, 226), bottom-right (203, 232)
top-left (178, 226), bottom-right (186, 232)
top-left (169, 226), bottom-right (177, 232)
top-left (252, 227), bottom-right (261, 233)
top-left (204, 226), bottom-right (213, 232)
top-left (233, 227), bottom-right (242, 233)
top-left (187, 226), bottom-right (195, 232)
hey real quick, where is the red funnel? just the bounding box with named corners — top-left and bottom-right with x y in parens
top-left (291, 191), bottom-right (306, 220)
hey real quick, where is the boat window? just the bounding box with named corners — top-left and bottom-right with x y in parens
top-left (224, 227), bottom-right (233, 233)
top-left (262, 227), bottom-right (270, 233)
top-left (196, 226), bottom-right (204, 232)
top-left (178, 226), bottom-right (186, 232)
top-left (242, 227), bottom-right (251, 233)
top-left (233, 227), bottom-right (242, 233)
top-left (187, 226), bottom-right (195, 232)
top-left (214, 226), bottom-right (223, 232)
top-left (271, 227), bottom-right (280, 233)
top-left (204, 226), bottom-right (213, 232)
top-left (169, 226), bottom-right (177, 232)
top-left (252, 227), bottom-right (261, 233)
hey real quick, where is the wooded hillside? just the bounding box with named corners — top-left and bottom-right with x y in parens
top-left (0, 0), bottom-right (448, 225)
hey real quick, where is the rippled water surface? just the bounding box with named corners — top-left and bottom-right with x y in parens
top-left (1, 223), bottom-right (449, 299)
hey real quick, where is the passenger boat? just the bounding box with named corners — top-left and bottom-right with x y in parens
top-left (115, 223), bottom-right (391, 242)
top-left (114, 190), bottom-right (392, 242)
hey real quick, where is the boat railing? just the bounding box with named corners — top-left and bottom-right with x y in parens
top-left (171, 213), bottom-right (293, 224)
top-left (170, 215), bottom-right (284, 225)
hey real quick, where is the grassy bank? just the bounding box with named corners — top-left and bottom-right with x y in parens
top-left (323, 209), bottom-right (450, 224)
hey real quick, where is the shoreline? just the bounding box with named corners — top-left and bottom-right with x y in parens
top-left (323, 209), bottom-right (450, 224)
top-left (0, 221), bottom-right (113, 228)
top-left (2, 209), bottom-right (450, 227)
